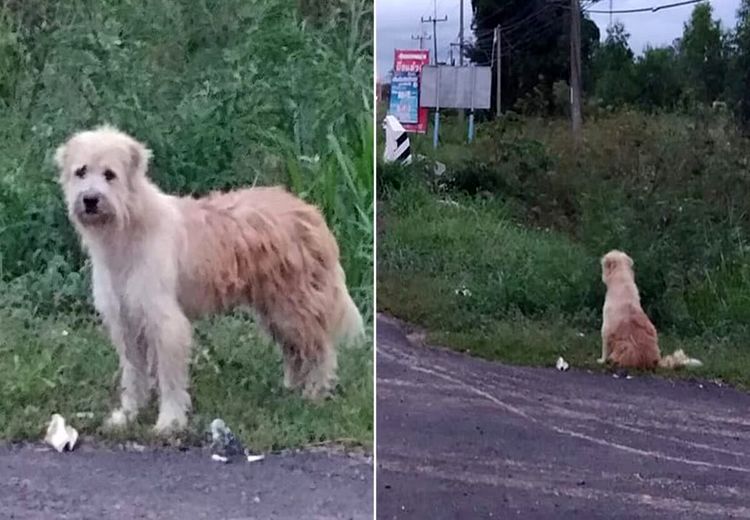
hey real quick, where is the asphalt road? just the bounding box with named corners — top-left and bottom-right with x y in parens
top-left (376, 314), bottom-right (750, 519)
top-left (0, 444), bottom-right (372, 519)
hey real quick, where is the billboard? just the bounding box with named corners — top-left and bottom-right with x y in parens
top-left (391, 49), bottom-right (429, 133)
top-left (420, 66), bottom-right (492, 110)
top-left (388, 72), bottom-right (419, 124)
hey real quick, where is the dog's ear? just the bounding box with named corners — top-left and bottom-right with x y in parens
top-left (626, 255), bottom-right (634, 268)
top-left (601, 256), bottom-right (616, 278)
top-left (54, 143), bottom-right (67, 172)
top-left (128, 138), bottom-right (152, 177)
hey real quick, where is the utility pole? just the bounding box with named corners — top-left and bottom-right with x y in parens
top-left (450, 42), bottom-right (462, 66)
top-left (459, 0), bottom-right (465, 66)
top-left (421, 14), bottom-right (448, 65)
top-left (411, 33), bottom-right (431, 50)
top-left (495, 25), bottom-right (502, 116)
top-left (570, 0), bottom-right (583, 145)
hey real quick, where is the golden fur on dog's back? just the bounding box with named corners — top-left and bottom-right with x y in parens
top-left (176, 187), bottom-right (361, 349)
top-left (600, 250), bottom-right (701, 370)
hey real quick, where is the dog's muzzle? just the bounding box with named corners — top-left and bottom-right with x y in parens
top-left (74, 190), bottom-right (113, 226)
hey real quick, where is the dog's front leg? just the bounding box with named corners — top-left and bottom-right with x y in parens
top-left (597, 330), bottom-right (609, 364)
top-left (102, 316), bottom-right (151, 428)
top-left (146, 302), bottom-right (193, 434)
top-left (93, 269), bottom-right (150, 430)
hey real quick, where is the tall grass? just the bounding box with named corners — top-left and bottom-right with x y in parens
top-left (378, 110), bottom-right (750, 388)
top-left (0, 0), bottom-right (373, 447)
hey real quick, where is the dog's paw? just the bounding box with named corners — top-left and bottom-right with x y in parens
top-left (153, 412), bottom-right (187, 435)
top-left (103, 409), bottom-right (131, 430)
top-left (596, 357), bottom-right (607, 365)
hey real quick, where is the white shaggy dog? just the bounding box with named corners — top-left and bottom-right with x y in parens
top-left (55, 126), bottom-right (364, 433)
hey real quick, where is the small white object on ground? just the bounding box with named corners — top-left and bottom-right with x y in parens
top-left (44, 414), bottom-right (78, 453)
top-left (556, 357), bottom-right (570, 371)
top-left (454, 286), bottom-right (471, 297)
top-left (210, 417), bottom-right (264, 464)
top-left (434, 161), bottom-right (446, 177)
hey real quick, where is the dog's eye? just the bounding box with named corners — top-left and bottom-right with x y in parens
top-left (74, 166), bottom-right (87, 178)
top-left (103, 169), bottom-right (117, 182)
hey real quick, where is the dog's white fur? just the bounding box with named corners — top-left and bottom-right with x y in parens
top-left (600, 250), bottom-right (701, 369)
top-left (55, 126), bottom-right (364, 433)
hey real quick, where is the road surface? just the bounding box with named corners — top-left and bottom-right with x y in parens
top-left (377, 314), bottom-right (750, 519)
top-left (1, 444), bottom-right (372, 519)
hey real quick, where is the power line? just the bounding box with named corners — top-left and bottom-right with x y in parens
top-left (421, 14), bottom-right (448, 64)
top-left (584, 0), bottom-right (705, 14)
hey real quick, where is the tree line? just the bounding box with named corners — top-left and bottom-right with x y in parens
top-left (469, 0), bottom-right (750, 129)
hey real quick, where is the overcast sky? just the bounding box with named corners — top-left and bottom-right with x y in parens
top-left (376, 0), bottom-right (741, 80)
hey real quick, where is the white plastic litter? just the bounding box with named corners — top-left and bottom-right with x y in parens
top-left (556, 357), bottom-right (570, 371)
top-left (44, 414), bottom-right (78, 453)
top-left (454, 286), bottom-right (472, 297)
top-left (210, 418), bottom-right (264, 464)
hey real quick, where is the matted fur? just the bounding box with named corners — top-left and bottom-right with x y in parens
top-left (55, 126), bottom-right (364, 433)
top-left (599, 250), bottom-right (701, 370)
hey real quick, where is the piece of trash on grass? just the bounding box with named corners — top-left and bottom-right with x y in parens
top-left (210, 418), bottom-right (245, 457)
top-left (61, 330), bottom-right (69, 337)
top-left (210, 418), bottom-right (264, 464)
top-left (44, 414), bottom-right (78, 453)
top-left (454, 286), bottom-right (472, 297)
top-left (74, 411), bottom-right (94, 420)
top-left (556, 356), bottom-right (569, 371)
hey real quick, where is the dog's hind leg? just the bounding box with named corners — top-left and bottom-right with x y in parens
top-left (269, 317), bottom-right (337, 400)
top-left (299, 341), bottom-right (337, 400)
top-left (147, 303), bottom-right (193, 434)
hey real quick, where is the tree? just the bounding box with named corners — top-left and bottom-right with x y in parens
top-left (591, 22), bottom-right (637, 107)
top-left (730, 0), bottom-right (750, 130)
top-left (679, 3), bottom-right (726, 105)
top-left (466, 0), bottom-right (599, 115)
top-left (634, 46), bottom-right (682, 112)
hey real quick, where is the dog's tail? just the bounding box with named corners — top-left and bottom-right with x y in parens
top-left (658, 349), bottom-right (703, 369)
top-left (332, 265), bottom-right (365, 347)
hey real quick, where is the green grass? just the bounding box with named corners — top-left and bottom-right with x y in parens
top-left (378, 180), bottom-right (750, 391)
top-left (0, 310), bottom-right (372, 451)
top-left (0, 0), bottom-right (373, 449)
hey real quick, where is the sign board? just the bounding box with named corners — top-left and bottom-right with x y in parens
top-left (390, 49), bottom-right (430, 133)
top-left (388, 72), bottom-right (419, 124)
top-left (420, 66), bottom-right (492, 110)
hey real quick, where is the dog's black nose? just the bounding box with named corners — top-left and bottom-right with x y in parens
top-left (83, 195), bottom-right (99, 214)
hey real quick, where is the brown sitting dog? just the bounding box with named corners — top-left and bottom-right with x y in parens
top-left (599, 250), bottom-right (701, 369)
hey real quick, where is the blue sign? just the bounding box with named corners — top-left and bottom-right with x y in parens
top-left (388, 72), bottom-right (420, 124)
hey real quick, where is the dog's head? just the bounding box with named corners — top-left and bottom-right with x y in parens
top-left (55, 126), bottom-right (151, 230)
top-left (601, 249), bottom-right (634, 284)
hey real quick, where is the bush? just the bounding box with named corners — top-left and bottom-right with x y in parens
top-left (382, 110), bottom-right (750, 338)
top-left (0, 0), bottom-right (373, 317)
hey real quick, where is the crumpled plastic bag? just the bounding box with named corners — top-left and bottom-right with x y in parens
top-left (209, 418), bottom-right (264, 464)
top-left (44, 414), bottom-right (78, 453)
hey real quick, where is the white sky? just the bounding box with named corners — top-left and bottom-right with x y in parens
top-left (376, 0), bottom-right (741, 80)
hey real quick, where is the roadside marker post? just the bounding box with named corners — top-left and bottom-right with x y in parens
top-left (382, 115), bottom-right (412, 165)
